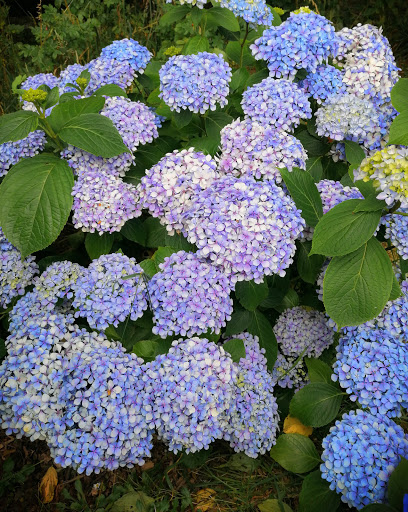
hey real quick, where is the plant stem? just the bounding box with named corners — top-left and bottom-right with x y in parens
top-left (393, 211), bottom-right (408, 217)
top-left (239, 22), bottom-right (249, 68)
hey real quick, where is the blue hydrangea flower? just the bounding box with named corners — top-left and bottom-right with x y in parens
top-left (0, 130), bottom-right (46, 177)
top-left (72, 253), bottom-right (148, 330)
top-left (145, 337), bottom-right (237, 454)
top-left (100, 38), bottom-right (151, 74)
top-left (62, 146), bottom-right (134, 178)
top-left (333, 329), bottom-right (408, 418)
top-left (139, 148), bottom-right (219, 234)
top-left (250, 11), bottom-right (338, 79)
top-left (58, 63), bottom-right (87, 93)
top-left (273, 306), bottom-right (334, 358)
top-left (219, 0), bottom-right (273, 27)
top-left (316, 179), bottom-right (363, 214)
top-left (159, 52), bottom-right (232, 114)
top-left (222, 333), bottom-right (280, 457)
top-left (321, 410), bottom-right (408, 509)
top-left (183, 176), bottom-right (305, 283)
top-left (242, 78), bottom-right (312, 131)
top-left (218, 119), bottom-right (307, 181)
top-left (71, 170), bottom-right (142, 233)
top-left (49, 344), bottom-right (153, 474)
top-left (148, 251), bottom-right (233, 338)
top-left (382, 210), bottom-right (408, 260)
top-left (301, 65), bottom-right (346, 104)
top-left (87, 57), bottom-right (136, 93)
top-left (0, 229), bottom-right (39, 309)
top-left (271, 350), bottom-right (309, 390)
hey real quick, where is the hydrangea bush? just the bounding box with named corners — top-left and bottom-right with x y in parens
top-left (1, 4), bottom-right (408, 511)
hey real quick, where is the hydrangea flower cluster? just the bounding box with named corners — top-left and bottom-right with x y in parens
top-left (321, 410), bottom-right (408, 509)
top-left (159, 52), bottom-right (232, 114)
top-left (271, 350), bottom-right (309, 390)
top-left (223, 333), bottom-right (279, 457)
top-left (301, 65), bottom-right (346, 104)
top-left (100, 38), bottom-right (151, 73)
top-left (72, 253), bottom-right (148, 331)
top-left (183, 176), bottom-right (305, 283)
top-left (148, 251), bottom-right (233, 338)
top-left (71, 171), bottom-right (141, 233)
top-left (0, 130), bottom-right (46, 177)
top-left (49, 344), bottom-right (153, 474)
top-left (139, 148), bottom-right (219, 234)
top-left (250, 11), bottom-right (338, 79)
top-left (354, 145), bottom-right (408, 207)
top-left (61, 147), bottom-right (134, 178)
top-left (219, 0), bottom-right (274, 27)
top-left (146, 337), bottom-right (237, 453)
top-left (242, 78), bottom-right (312, 131)
top-left (316, 179), bottom-right (363, 214)
top-left (382, 209), bottom-right (408, 260)
top-left (0, 229), bottom-right (39, 309)
top-left (333, 329), bottom-right (408, 417)
top-left (273, 306), bottom-right (334, 358)
top-left (217, 119), bottom-right (307, 181)
top-left (58, 63), bottom-right (87, 93)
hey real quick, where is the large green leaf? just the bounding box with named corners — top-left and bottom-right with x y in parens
top-left (93, 84), bottom-right (127, 98)
top-left (344, 140), bottom-right (366, 170)
top-left (223, 338), bottom-right (246, 362)
top-left (360, 506), bottom-right (398, 512)
top-left (58, 113), bottom-right (129, 157)
top-left (183, 35), bottom-right (210, 55)
top-left (388, 457), bottom-right (408, 511)
top-left (224, 309), bottom-right (252, 336)
top-left (388, 112), bottom-right (408, 145)
top-left (207, 7), bottom-right (240, 31)
top-left (298, 471), bottom-right (341, 512)
top-left (121, 218), bottom-right (147, 246)
top-left (159, 5), bottom-right (191, 25)
top-left (205, 112), bottom-right (233, 139)
top-left (247, 310), bottom-right (277, 370)
top-left (258, 499), bottom-right (293, 512)
top-left (280, 168), bottom-right (323, 227)
top-left (323, 238), bottom-right (393, 327)
top-left (0, 154), bottom-right (74, 258)
top-left (306, 156), bottom-right (323, 182)
top-left (311, 199), bottom-right (382, 257)
top-left (47, 96), bottom-right (105, 133)
top-left (235, 280), bottom-right (269, 311)
top-left (391, 77), bottom-right (408, 112)
top-left (270, 434), bottom-right (320, 473)
top-left (290, 383), bottom-right (343, 427)
top-left (304, 358), bottom-right (333, 385)
top-left (85, 232), bottom-right (114, 259)
top-left (0, 111), bottom-right (39, 144)
top-left (297, 241), bottom-right (325, 284)
top-left (173, 109), bottom-right (192, 128)
top-left (229, 68), bottom-right (250, 92)
top-left (225, 41), bottom-right (255, 66)
top-left (296, 131), bottom-right (330, 157)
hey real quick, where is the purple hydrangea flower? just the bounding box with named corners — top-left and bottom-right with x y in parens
top-left (148, 251), bottom-right (233, 338)
top-left (316, 179), bottom-right (363, 214)
top-left (219, 0), bottom-right (273, 27)
top-left (217, 119), bottom-right (307, 181)
top-left (183, 176), bottom-right (305, 283)
top-left (58, 63), bottom-right (87, 93)
top-left (382, 210), bottom-right (408, 260)
top-left (321, 410), bottom-right (408, 509)
top-left (87, 57), bottom-right (136, 93)
top-left (242, 78), bottom-right (312, 131)
top-left (301, 65), bottom-right (346, 104)
top-left (271, 350), bottom-right (309, 390)
top-left (159, 52), bottom-right (232, 114)
top-left (0, 131), bottom-right (46, 177)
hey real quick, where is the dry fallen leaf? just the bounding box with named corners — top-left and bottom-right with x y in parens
top-left (283, 415), bottom-right (313, 437)
top-left (141, 460), bottom-right (154, 471)
top-left (39, 466), bottom-right (58, 503)
top-left (194, 488), bottom-right (217, 512)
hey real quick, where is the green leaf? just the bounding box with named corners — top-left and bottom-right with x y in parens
top-left (93, 84), bottom-right (127, 97)
top-left (207, 7), bottom-right (240, 31)
top-left (323, 238), bottom-right (393, 328)
top-left (224, 309), bottom-right (252, 336)
top-left (121, 218), bottom-right (147, 245)
top-left (280, 168), bottom-right (323, 227)
top-left (159, 5), bottom-right (191, 25)
top-left (298, 471), bottom-right (341, 512)
top-left (391, 77), bottom-right (408, 112)
top-left (389, 273), bottom-right (402, 301)
top-left (289, 382), bottom-right (343, 427)
top-left (388, 111), bottom-right (408, 146)
top-left (47, 96), bottom-right (105, 133)
top-left (152, 246), bottom-right (179, 267)
top-left (270, 7), bottom-right (282, 25)
top-left (139, 259), bottom-right (158, 278)
top-left (225, 41), bottom-right (255, 66)
top-left (132, 339), bottom-right (170, 362)
top-left (248, 310), bottom-right (277, 371)
top-left (0, 154), bottom-right (74, 258)
top-left (304, 358), bottom-right (333, 385)
top-left (189, 136), bottom-right (220, 156)
top-left (183, 35), bottom-right (210, 55)
top-left (190, 7), bottom-right (203, 25)
top-left (43, 86), bottom-right (60, 110)
top-left (352, 195), bottom-right (386, 212)
top-left (245, 69), bottom-right (269, 89)
top-left (281, 289), bottom-right (299, 310)
top-left (59, 113), bottom-right (129, 158)
top-left (173, 109), bottom-right (192, 128)
top-left (297, 241), bottom-right (325, 284)
top-left (258, 499), bottom-right (293, 512)
top-left (144, 217), bottom-right (168, 248)
top-left (311, 199), bottom-right (382, 257)
top-left (360, 506), bottom-right (399, 512)
top-left (223, 338), bottom-right (246, 362)
top-left (0, 111), bottom-right (38, 144)
top-left (229, 68), bottom-right (250, 92)
top-left (388, 457), bottom-right (408, 510)
top-left (344, 140), bottom-right (366, 170)
top-left (235, 280), bottom-right (269, 311)
top-left (270, 434), bottom-right (320, 473)
top-left (259, 287), bottom-right (286, 309)
top-left (111, 491), bottom-right (154, 512)
top-left (296, 131), bottom-right (330, 157)
top-left (85, 232), bottom-right (114, 259)
top-left (205, 112), bottom-right (233, 139)
top-left (306, 156), bottom-right (323, 182)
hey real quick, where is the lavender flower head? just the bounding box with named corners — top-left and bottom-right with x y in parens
top-left (100, 38), bottom-right (151, 73)
top-left (219, 0), bottom-right (274, 27)
top-left (0, 131), bottom-right (46, 178)
top-left (49, 344), bottom-right (153, 474)
top-left (242, 78), bottom-right (312, 131)
top-left (316, 179), bottom-right (363, 214)
top-left (333, 329), bottom-right (408, 418)
top-left (146, 337), bottom-right (237, 453)
top-left (301, 65), bottom-right (346, 104)
top-left (167, 0), bottom-right (207, 8)
top-left (71, 171), bottom-right (142, 234)
top-left (250, 11), bottom-right (338, 79)
top-left (218, 119), bottom-right (307, 181)
top-left (271, 350), bottom-right (309, 390)
top-left (223, 333), bottom-right (280, 457)
top-left (183, 176), bottom-right (305, 283)
top-left (159, 52), bottom-right (232, 114)
top-left (72, 253), bottom-right (148, 331)
top-left (274, 306), bottom-right (334, 358)
top-left (382, 209), bottom-right (408, 260)
top-left (139, 148), bottom-right (219, 234)
top-left (321, 410), bottom-right (408, 509)
top-left (148, 251), bottom-right (233, 338)
top-left (58, 63), bottom-right (87, 93)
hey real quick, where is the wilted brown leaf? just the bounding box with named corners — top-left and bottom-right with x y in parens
top-left (39, 466), bottom-right (58, 503)
top-left (194, 488), bottom-right (217, 512)
top-left (283, 415), bottom-right (313, 437)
